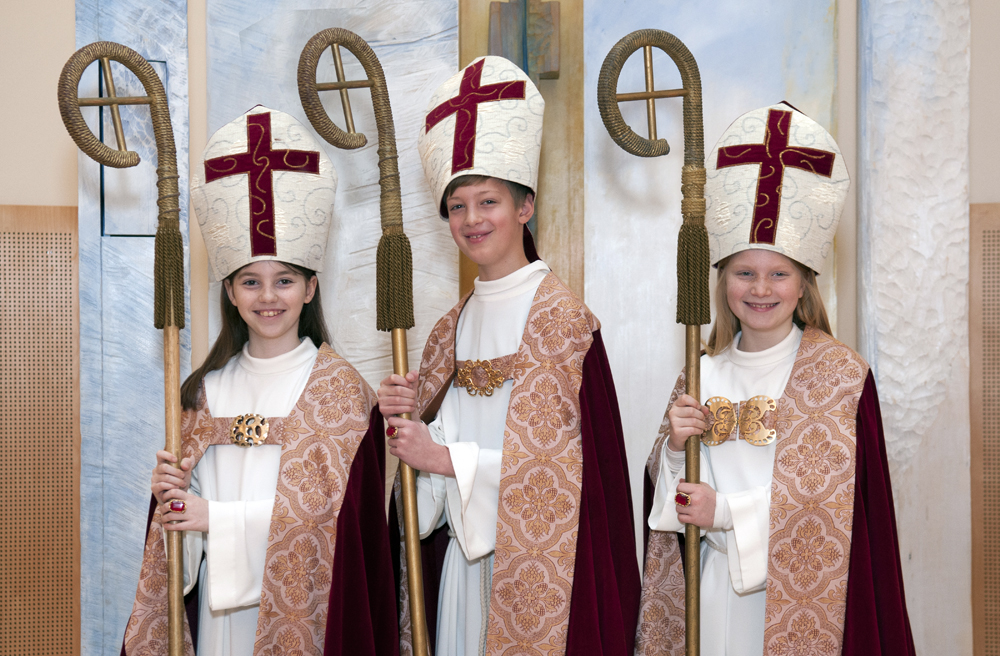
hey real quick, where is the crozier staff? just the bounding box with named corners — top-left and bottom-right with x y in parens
top-left (636, 103), bottom-right (915, 656)
top-left (122, 106), bottom-right (398, 656)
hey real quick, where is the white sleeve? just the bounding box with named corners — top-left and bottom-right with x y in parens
top-left (445, 440), bottom-right (503, 560)
top-left (722, 486), bottom-right (771, 594)
top-left (415, 416), bottom-right (449, 538)
top-left (205, 498), bottom-right (274, 610)
top-left (182, 464), bottom-right (204, 595)
top-left (648, 442), bottom-right (688, 532)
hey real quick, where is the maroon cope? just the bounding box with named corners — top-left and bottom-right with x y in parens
top-left (392, 273), bottom-right (641, 655)
top-left (121, 346), bottom-right (399, 656)
top-left (635, 329), bottom-right (915, 656)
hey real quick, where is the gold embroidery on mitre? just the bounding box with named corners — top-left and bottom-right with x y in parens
top-left (230, 413), bottom-right (269, 447)
top-left (701, 395), bottom-right (777, 446)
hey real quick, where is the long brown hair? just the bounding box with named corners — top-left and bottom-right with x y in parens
top-left (180, 262), bottom-right (331, 410)
top-left (705, 254), bottom-right (831, 356)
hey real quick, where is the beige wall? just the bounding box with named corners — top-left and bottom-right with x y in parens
top-left (1, 0), bottom-right (78, 207)
top-left (971, 0), bottom-right (999, 204)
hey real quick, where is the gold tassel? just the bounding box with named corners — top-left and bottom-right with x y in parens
top-left (676, 220), bottom-right (711, 327)
top-left (154, 221), bottom-right (185, 330)
top-left (376, 226), bottom-right (415, 332)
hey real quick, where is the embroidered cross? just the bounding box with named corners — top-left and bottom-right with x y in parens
top-left (716, 108), bottom-right (836, 244)
top-left (424, 58), bottom-right (526, 174)
top-left (204, 112), bottom-right (321, 256)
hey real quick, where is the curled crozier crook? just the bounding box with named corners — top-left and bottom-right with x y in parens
top-left (298, 28), bottom-right (413, 332)
top-left (57, 41), bottom-right (184, 330)
top-left (597, 29), bottom-right (710, 326)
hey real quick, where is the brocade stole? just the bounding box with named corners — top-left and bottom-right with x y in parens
top-left (634, 327), bottom-right (867, 656)
top-left (123, 344), bottom-right (376, 656)
top-left (396, 272), bottom-right (599, 655)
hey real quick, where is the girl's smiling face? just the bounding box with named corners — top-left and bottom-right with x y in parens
top-left (724, 249), bottom-right (804, 352)
top-left (224, 260), bottom-right (317, 358)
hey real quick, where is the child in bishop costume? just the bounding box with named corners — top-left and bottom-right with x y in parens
top-left (378, 56), bottom-right (641, 655)
top-left (122, 106), bottom-right (398, 656)
top-left (636, 104), bottom-right (915, 656)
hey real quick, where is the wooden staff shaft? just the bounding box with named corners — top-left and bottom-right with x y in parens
top-left (392, 328), bottom-right (430, 656)
top-left (684, 324), bottom-right (701, 656)
top-left (163, 324), bottom-right (185, 656)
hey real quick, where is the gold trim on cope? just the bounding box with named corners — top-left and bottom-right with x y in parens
top-left (455, 358), bottom-right (507, 397)
top-left (230, 413), bottom-right (270, 447)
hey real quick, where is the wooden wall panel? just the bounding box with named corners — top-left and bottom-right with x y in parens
top-left (0, 205), bottom-right (79, 655)
top-left (972, 202), bottom-right (1000, 656)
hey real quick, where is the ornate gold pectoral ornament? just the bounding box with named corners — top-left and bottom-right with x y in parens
top-left (454, 355), bottom-right (515, 397)
top-left (230, 413), bottom-right (269, 447)
top-left (701, 395), bottom-right (777, 446)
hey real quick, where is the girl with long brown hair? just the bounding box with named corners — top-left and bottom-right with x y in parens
top-left (122, 106), bottom-right (397, 656)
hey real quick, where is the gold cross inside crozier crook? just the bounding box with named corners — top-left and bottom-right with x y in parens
top-left (76, 56), bottom-right (154, 153)
top-left (612, 45), bottom-right (689, 142)
top-left (315, 43), bottom-right (374, 136)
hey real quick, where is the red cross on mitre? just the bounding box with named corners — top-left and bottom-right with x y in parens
top-left (716, 109), bottom-right (836, 245)
top-left (204, 112), bottom-right (321, 257)
top-left (424, 59), bottom-right (527, 175)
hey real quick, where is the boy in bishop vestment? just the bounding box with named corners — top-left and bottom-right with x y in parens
top-left (378, 56), bottom-right (641, 655)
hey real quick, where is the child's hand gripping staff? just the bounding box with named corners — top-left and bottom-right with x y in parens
top-left (597, 30), bottom-right (711, 656)
top-left (297, 29), bottom-right (427, 656)
top-left (57, 42), bottom-right (186, 656)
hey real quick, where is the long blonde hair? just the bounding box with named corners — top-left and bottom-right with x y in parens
top-left (705, 254), bottom-right (832, 356)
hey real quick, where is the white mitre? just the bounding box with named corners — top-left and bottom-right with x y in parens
top-left (191, 105), bottom-right (337, 282)
top-left (418, 56), bottom-right (544, 214)
top-left (705, 103), bottom-right (849, 273)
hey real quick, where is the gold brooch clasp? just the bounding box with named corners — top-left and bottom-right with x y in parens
top-left (455, 359), bottom-right (507, 397)
top-left (700, 395), bottom-right (776, 446)
top-left (230, 413), bottom-right (269, 447)
top-left (739, 396), bottom-right (777, 446)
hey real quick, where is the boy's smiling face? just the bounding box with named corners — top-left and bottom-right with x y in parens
top-left (444, 177), bottom-right (534, 281)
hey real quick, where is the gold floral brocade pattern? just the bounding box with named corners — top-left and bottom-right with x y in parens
top-left (409, 273), bottom-right (598, 655)
top-left (635, 328), bottom-right (867, 655)
top-left (123, 345), bottom-right (375, 656)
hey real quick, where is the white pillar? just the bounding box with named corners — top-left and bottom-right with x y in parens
top-left (858, 0), bottom-right (971, 652)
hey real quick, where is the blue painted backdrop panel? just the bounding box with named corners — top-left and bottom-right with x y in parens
top-left (583, 0), bottom-right (838, 559)
top-left (205, 0), bottom-right (460, 390)
top-left (75, 1), bottom-right (190, 653)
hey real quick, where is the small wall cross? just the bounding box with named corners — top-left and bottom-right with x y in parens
top-left (488, 0), bottom-right (560, 84)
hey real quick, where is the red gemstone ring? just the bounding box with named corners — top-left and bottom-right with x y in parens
top-left (169, 500), bottom-right (186, 514)
top-left (386, 426), bottom-right (398, 438)
top-left (674, 492), bottom-right (691, 507)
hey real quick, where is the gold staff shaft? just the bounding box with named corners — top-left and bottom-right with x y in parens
top-left (164, 324), bottom-right (185, 656)
top-left (392, 329), bottom-right (429, 656)
top-left (684, 324), bottom-right (701, 656)
top-left (298, 28), bottom-right (426, 655)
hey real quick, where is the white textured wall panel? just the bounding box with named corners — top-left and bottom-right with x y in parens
top-left (858, 0), bottom-right (972, 652)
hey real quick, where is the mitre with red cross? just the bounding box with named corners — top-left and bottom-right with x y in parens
top-left (191, 105), bottom-right (337, 282)
top-left (418, 56), bottom-right (544, 214)
top-left (705, 103), bottom-right (850, 274)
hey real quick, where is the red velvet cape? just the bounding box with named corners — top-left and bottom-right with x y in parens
top-left (393, 328), bottom-right (642, 655)
top-left (642, 370), bottom-right (915, 655)
top-left (124, 410), bottom-right (399, 656)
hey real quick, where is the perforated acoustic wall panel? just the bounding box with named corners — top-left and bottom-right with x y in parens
top-left (972, 203), bottom-right (1000, 656)
top-left (0, 205), bottom-right (79, 655)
